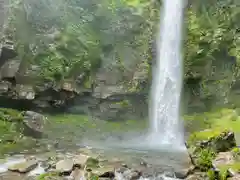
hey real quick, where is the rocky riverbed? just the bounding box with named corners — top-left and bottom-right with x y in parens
top-left (0, 108), bottom-right (240, 179)
top-left (0, 146), bottom-right (193, 180)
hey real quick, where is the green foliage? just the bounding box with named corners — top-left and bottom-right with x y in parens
top-left (5, 0), bottom-right (240, 108)
top-left (207, 169), bottom-right (217, 180)
top-left (7, 0), bottom-right (155, 87)
top-left (0, 108), bottom-right (23, 122)
top-left (185, 1), bottom-right (240, 106)
top-left (195, 148), bottom-right (216, 171)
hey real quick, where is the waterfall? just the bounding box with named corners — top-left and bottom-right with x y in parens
top-left (148, 0), bottom-right (186, 149)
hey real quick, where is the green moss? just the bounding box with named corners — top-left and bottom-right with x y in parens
top-left (37, 172), bottom-right (59, 180)
top-left (231, 147), bottom-right (240, 159)
top-left (90, 175), bottom-right (99, 180)
top-left (115, 100), bottom-right (131, 108)
top-left (83, 75), bottom-right (92, 89)
top-left (86, 157), bottom-right (100, 168)
top-left (47, 114), bottom-right (147, 133)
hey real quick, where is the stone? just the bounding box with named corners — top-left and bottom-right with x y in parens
top-left (55, 159), bottom-right (74, 173)
top-left (186, 172), bottom-right (207, 180)
top-left (212, 152), bottom-right (234, 168)
top-left (60, 80), bottom-right (76, 92)
top-left (229, 174), bottom-right (240, 180)
top-left (8, 159), bottom-right (38, 173)
top-left (115, 168), bottom-right (141, 180)
top-left (0, 80), bottom-right (10, 93)
top-left (22, 111), bottom-right (46, 138)
top-left (174, 165), bottom-right (195, 179)
top-left (0, 59), bottom-right (20, 79)
top-left (73, 154), bottom-right (89, 167)
top-left (0, 41), bottom-right (18, 64)
top-left (92, 166), bottom-right (114, 178)
top-left (69, 168), bottom-right (85, 180)
top-left (15, 84), bottom-right (35, 100)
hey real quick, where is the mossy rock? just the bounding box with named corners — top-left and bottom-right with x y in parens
top-left (188, 129), bottom-right (236, 153)
top-left (86, 157), bottom-right (100, 168)
top-left (0, 108), bottom-right (41, 156)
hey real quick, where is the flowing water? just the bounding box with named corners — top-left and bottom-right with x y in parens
top-left (148, 0), bottom-right (186, 149)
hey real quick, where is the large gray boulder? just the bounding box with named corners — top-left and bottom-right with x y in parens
top-left (22, 111), bottom-right (46, 138)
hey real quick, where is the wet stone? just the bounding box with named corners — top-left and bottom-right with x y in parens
top-left (55, 159), bottom-right (74, 173)
top-left (69, 168), bottom-right (85, 180)
top-left (73, 154), bottom-right (89, 167)
top-left (8, 159), bottom-right (38, 173)
top-left (92, 166), bottom-right (114, 178)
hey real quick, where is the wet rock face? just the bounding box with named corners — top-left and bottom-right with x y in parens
top-left (0, 41), bottom-right (18, 68)
top-left (22, 111), bottom-right (46, 138)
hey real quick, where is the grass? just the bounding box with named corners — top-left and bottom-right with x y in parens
top-left (46, 113), bottom-right (147, 133)
top-left (45, 108), bottom-right (240, 144)
top-left (184, 108), bottom-right (240, 134)
top-left (0, 106), bottom-right (240, 156)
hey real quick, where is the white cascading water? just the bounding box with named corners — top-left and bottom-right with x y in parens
top-left (148, 0), bottom-right (185, 149)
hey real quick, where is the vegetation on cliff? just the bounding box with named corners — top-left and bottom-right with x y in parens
top-left (1, 0), bottom-right (238, 112)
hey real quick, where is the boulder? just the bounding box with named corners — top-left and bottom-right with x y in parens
top-left (0, 80), bottom-right (10, 94)
top-left (15, 84), bottom-right (35, 100)
top-left (73, 154), bottom-right (89, 167)
top-left (185, 172), bottom-right (207, 180)
top-left (8, 159), bottom-right (38, 173)
top-left (0, 41), bottom-right (18, 66)
top-left (22, 111), bottom-right (46, 138)
top-left (0, 59), bottom-right (20, 79)
top-left (212, 151), bottom-right (234, 168)
top-left (55, 159), bottom-right (74, 174)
